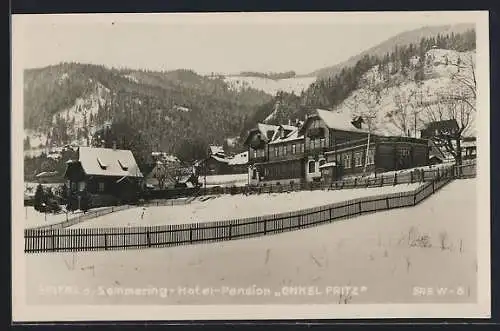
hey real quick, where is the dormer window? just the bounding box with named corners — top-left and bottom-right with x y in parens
top-left (118, 159), bottom-right (129, 171)
top-left (97, 157), bottom-right (107, 170)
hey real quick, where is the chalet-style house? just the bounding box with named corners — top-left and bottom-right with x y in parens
top-left (64, 146), bottom-right (143, 208)
top-left (245, 108), bottom-right (430, 186)
top-left (420, 119), bottom-right (460, 139)
top-left (195, 145), bottom-right (249, 176)
top-left (461, 136), bottom-right (477, 160)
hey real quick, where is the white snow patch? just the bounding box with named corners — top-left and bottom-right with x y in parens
top-left (71, 183), bottom-right (420, 228)
top-left (25, 179), bottom-right (477, 305)
top-left (123, 74), bottom-right (139, 83)
top-left (224, 76), bottom-right (316, 95)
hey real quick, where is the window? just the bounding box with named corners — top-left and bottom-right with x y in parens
top-left (336, 153), bottom-right (342, 163)
top-left (282, 145), bottom-right (287, 156)
top-left (118, 159), bottom-right (128, 171)
top-left (253, 150), bottom-right (257, 158)
top-left (320, 137), bottom-right (326, 148)
top-left (343, 154), bottom-right (352, 169)
top-left (259, 149), bottom-right (265, 157)
top-left (367, 148), bottom-right (375, 165)
top-left (71, 182), bottom-right (77, 191)
top-left (354, 152), bottom-right (363, 167)
top-left (308, 160), bottom-right (316, 173)
top-left (98, 182), bottom-right (105, 192)
top-left (275, 146), bottom-right (279, 157)
top-left (399, 147), bottom-right (410, 157)
top-left (97, 157), bottom-right (107, 170)
top-left (78, 181), bottom-right (86, 192)
top-left (292, 144), bottom-right (296, 154)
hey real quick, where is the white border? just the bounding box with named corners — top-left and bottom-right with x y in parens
top-left (12, 11), bottom-right (491, 321)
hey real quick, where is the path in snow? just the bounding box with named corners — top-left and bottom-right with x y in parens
top-left (25, 179), bottom-right (477, 306)
top-left (71, 183), bottom-right (421, 228)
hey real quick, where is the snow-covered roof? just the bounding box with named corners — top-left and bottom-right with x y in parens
top-left (269, 127), bottom-right (303, 144)
top-left (314, 109), bottom-right (370, 133)
top-left (257, 123), bottom-right (279, 140)
top-left (209, 145), bottom-right (225, 156)
top-left (319, 162), bottom-right (337, 169)
top-left (211, 154), bottom-right (229, 163)
top-left (78, 146), bottom-right (143, 178)
top-left (461, 140), bottom-right (476, 148)
top-left (228, 151), bottom-right (249, 165)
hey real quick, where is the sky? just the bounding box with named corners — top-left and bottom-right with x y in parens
top-left (13, 12), bottom-right (478, 75)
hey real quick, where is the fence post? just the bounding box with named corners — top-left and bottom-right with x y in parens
top-left (263, 220), bottom-right (267, 235)
top-left (380, 176), bottom-right (384, 187)
top-left (437, 168), bottom-right (440, 180)
top-left (413, 192), bottom-right (417, 205)
top-left (432, 180), bottom-right (435, 193)
top-left (386, 197), bottom-right (390, 209)
top-left (393, 173), bottom-right (397, 186)
top-left (51, 232), bottom-right (56, 252)
top-left (104, 233), bottom-right (108, 250)
top-left (229, 224), bottom-right (233, 239)
top-left (329, 207), bottom-right (332, 220)
top-left (189, 226), bottom-right (193, 244)
top-left (147, 230), bottom-right (151, 247)
top-left (354, 177), bottom-right (357, 188)
top-left (358, 201), bottom-right (362, 214)
top-left (410, 171), bottom-right (414, 183)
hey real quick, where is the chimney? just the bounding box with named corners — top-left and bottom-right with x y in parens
top-left (112, 141), bottom-right (117, 150)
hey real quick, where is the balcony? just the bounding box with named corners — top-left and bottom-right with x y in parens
top-left (249, 156), bottom-right (267, 164)
top-left (306, 127), bottom-right (325, 139)
top-left (304, 146), bottom-right (331, 157)
top-left (249, 139), bottom-right (265, 150)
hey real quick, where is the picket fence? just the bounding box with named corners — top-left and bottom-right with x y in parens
top-left (24, 166), bottom-right (462, 254)
top-left (29, 197), bottom-right (194, 231)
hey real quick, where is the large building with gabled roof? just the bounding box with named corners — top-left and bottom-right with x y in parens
top-left (64, 146), bottom-right (144, 208)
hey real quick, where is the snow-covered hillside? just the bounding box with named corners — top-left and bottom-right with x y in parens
top-left (334, 49), bottom-right (476, 138)
top-left (24, 80), bottom-right (111, 154)
top-left (224, 76), bottom-right (316, 96)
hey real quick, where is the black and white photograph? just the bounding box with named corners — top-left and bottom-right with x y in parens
top-left (12, 11), bottom-right (490, 321)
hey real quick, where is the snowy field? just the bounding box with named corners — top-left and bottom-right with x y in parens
top-left (224, 76), bottom-right (317, 95)
top-left (201, 173), bottom-right (248, 187)
top-left (23, 206), bottom-right (112, 229)
top-left (70, 183), bottom-right (421, 229)
top-left (23, 207), bottom-right (70, 229)
top-left (25, 179), bottom-right (477, 305)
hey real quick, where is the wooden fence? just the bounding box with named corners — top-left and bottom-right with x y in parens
top-left (28, 197), bottom-right (194, 231)
top-left (24, 165), bottom-right (461, 253)
top-left (200, 163), bottom-right (474, 196)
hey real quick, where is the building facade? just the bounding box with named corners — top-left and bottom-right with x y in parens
top-left (64, 146), bottom-right (144, 209)
top-left (244, 109), bottom-right (431, 186)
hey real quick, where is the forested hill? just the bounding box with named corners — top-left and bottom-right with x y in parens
top-left (311, 23), bottom-right (475, 79)
top-left (23, 64), bottom-right (272, 161)
top-left (245, 27), bottom-right (476, 129)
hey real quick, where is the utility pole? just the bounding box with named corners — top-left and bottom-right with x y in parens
top-left (363, 115), bottom-right (376, 174)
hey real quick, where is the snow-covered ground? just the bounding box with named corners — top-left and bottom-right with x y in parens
top-left (23, 206), bottom-right (113, 229)
top-left (25, 179), bottom-right (477, 305)
top-left (224, 76), bottom-right (316, 95)
top-left (200, 173), bottom-right (248, 187)
top-left (23, 207), bottom-right (71, 229)
top-left (70, 183), bottom-right (420, 229)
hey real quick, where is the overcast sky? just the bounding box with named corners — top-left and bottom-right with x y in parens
top-left (14, 12), bottom-right (477, 75)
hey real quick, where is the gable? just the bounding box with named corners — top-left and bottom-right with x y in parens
top-left (78, 147), bottom-right (144, 178)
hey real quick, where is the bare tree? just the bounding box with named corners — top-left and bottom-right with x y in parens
top-left (152, 160), bottom-right (189, 189)
top-left (420, 52), bottom-right (476, 167)
top-left (344, 82), bottom-right (384, 173)
top-left (386, 88), bottom-right (419, 137)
